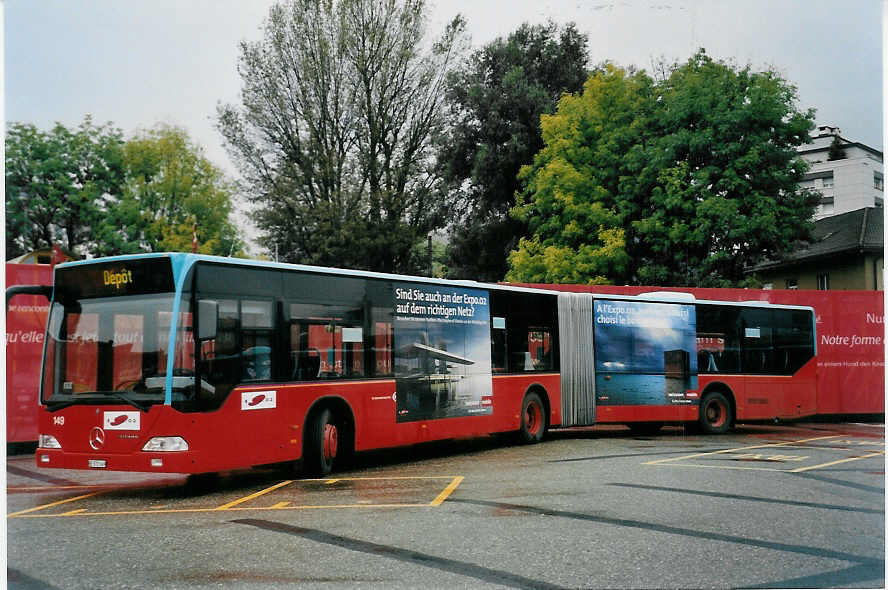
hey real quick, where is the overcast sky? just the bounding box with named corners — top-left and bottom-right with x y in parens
top-left (4, 0), bottom-right (884, 240)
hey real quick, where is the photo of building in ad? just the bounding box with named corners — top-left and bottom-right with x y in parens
top-left (393, 283), bottom-right (493, 422)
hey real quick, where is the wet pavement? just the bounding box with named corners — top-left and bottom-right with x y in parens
top-left (7, 421), bottom-right (885, 589)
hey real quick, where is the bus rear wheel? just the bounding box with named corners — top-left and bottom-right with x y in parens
top-left (305, 408), bottom-right (338, 476)
top-left (699, 391), bottom-right (732, 434)
top-left (519, 392), bottom-right (547, 443)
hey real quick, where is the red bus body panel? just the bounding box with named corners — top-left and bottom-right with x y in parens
top-left (691, 357), bottom-right (818, 422)
top-left (37, 373), bottom-right (561, 473)
top-left (594, 405), bottom-right (698, 423)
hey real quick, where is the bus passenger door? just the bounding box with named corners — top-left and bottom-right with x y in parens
top-left (740, 309), bottom-right (780, 420)
top-left (773, 309), bottom-right (817, 418)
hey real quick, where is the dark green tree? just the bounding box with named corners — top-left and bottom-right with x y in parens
top-left (217, 0), bottom-right (466, 273)
top-left (633, 51), bottom-right (820, 286)
top-left (827, 135), bottom-right (847, 160)
top-left (508, 51), bottom-right (820, 287)
top-left (5, 116), bottom-right (125, 258)
top-left (437, 21), bottom-right (588, 281)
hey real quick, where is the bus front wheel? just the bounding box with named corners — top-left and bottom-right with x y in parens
top-left (305, 408), bottom-right (338, 476)
top-left (519, 392), bottom-right (547, 443)
top-left (699, 391), bottom-right (732, 434)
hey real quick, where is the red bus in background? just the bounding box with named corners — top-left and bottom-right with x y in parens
top-left (6, 263), bottom-right (53, 446)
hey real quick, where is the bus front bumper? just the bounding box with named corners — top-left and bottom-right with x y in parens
top-left (35, 449), bottom-right (200, 474)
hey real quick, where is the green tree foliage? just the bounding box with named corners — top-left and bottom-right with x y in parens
top-left (437, 22), bottom-right (588, 281)
top-left (100, 124), bottom-right (244, 256)
top-left (827, 135), bottom-right (847, 161)
top-left (5, 116), bottom-right (125, 258)
top-left (217, 0), bottom-right (466, 273)
top-left (508, 51), bottom-right (820, 287)
top-left (5, 119), bottom-right (244, 259)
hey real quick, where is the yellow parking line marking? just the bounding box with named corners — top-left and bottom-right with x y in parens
top-left (7, 492), bottom-right (102, 518)
top-left (644, 435), bottom-right (840, 465)
top-left (325, 479), bottom-right (339, 485)
top-left (788, 451), bottom-right (885, 473)
top-left (14, 503), bottom-right (433, 517)
top-left (9, 476), bottom-right (466, 518)
top-left (61, 509), bottom-right (88, 516)
top-left (646, 463), bottom-right (784, 472)
top-left (301, 476), bottom-right (456, 481)
top-left (215, 480), bottom-right (293, 511)
top-left (430, 476), bottom-right (464, 506)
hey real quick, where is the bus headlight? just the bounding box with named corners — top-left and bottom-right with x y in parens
top-left (142, 437), bottom-right (189, 452)
top-left (38, 434), bottom-right (62, 449)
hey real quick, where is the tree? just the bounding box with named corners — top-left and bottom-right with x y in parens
top-left (436, 22), bottom-right (588, 281)
top-left (217, 0), bottom-right (466, 273)
top-left (508, 51), bottom-right (820, 287)
top-left (98, 124), bottom-right (244, 257)
top-left (827, 135), bottom-right (847, 161)
top-left (506, 64), bottom-right (647, 283)
top-left (5, 116), bottom-right (125, 258)
top-left (632, 51), bottom-right (820, 286)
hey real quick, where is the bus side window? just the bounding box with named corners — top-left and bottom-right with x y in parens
top-left (528, 328), bottom-right (552, 371)
top-left (288, 303), bottom-right (365, 379)
top-left (241, 300), bottom-right (274, 381)
top-left (696, 305), bottom-right (741, 374)
top-left (740, 309), bottom-right (773, 374)
top-left (373, 321), bottom-right (393, 376)
top-left (198, 299), bottom-right (239, 407)
top-left (491, 317), bottom-right (506, 373)
top-left (492, 291), bottom-right (557, 373)
top-left (773, 309), bottom-right (814, 375)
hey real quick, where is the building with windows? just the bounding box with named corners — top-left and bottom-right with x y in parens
top-left (748, 126), bottom-right (884, 291)
top-left (750, 207), bottom-right (883, 291)
top-left (797, 125), bottom-right (883, 218)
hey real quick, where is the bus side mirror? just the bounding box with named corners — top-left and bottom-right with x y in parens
top-left (6, 285), bottom-right (53, 311)
top-left (198, 300), bottom-right (218, 341)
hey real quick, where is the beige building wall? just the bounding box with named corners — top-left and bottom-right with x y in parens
top-left (758, 254), bottom-right (883, 291)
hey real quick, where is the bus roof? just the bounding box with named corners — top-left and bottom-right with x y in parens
top-left (54, 253), bottom-right (814, 312)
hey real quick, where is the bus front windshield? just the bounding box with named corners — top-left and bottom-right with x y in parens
top-left (42, 293), bottom-right (194, 410)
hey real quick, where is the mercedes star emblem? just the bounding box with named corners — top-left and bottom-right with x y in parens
top-left (89, 427), bottom-right (106, 450)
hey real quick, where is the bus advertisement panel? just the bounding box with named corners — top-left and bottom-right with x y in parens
top-left (6, 263), bottom-right (53, 444)
top-left (393, 283), bottom-right (493, 422)
top-left (593, 299), bottom-right (698, 407)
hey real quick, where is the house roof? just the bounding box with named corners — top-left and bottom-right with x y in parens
top-left (751, 207), bottom-right (883, 272)
top-left (796, 132), bottom-right (883, 161)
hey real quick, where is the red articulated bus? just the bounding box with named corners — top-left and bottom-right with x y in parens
top-left (13, 253), bottom-right (817, 476)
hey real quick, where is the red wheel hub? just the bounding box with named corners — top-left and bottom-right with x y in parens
top-left (705, 399), bottom-right (726, 428)
top-left (525, 402), bottom-right (541, 436)
top-left (323, 423), bottom-right (338, 460)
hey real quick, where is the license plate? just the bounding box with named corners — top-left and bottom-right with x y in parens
top-left (88, 459), bottom-right (107, 469)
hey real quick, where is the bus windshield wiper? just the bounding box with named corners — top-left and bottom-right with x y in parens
top-left (46, 391), bottom-right (152, 412)
top-left (106, 391), bottom-right (151, 413)
top-left (45, 400), bottom-right (78, 412)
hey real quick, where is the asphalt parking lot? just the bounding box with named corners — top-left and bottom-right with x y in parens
top-left (7, 421), bottom-right (885, 589)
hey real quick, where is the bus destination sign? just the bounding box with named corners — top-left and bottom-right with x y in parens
top-left (56, 258), bottom-right (176, 299)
